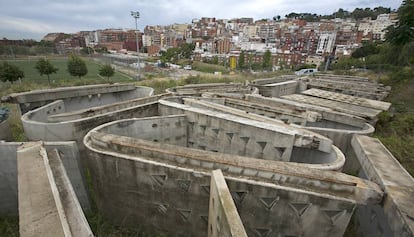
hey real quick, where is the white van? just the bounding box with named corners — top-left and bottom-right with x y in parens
top-left (295, 68), bottom-right (318, 76)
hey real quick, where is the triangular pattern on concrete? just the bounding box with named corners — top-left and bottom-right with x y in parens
top-left (254, 228), bottom-right (271, 237)
top-left (257, 141), bottom-right (267, 151)
top-left (259, 197), bottom-right (279, 211)
top-left (323, 210), bottom-right (345, 224)
top-left (289, 203), bottom-right (311, 217)
top-left (177, 209), bottom-right (191, 221)
top-left (198, 145), bottom-right (206, 150)
top-left (211, 128), bottom-right (220, 136)
top-left (226, 132), bottom-right (234, 140)
top-left (200, 215), bottom-right (209, 225)
top-left (156, 203), bottom-right (168, 215)
top-left (231, 191), bottom-right (248, 204)
top-left (151, 174), bottom-right (167, 187)
top-left (240, 136), bottom-right (250, 144)
top-left (176, 179), bottom-right (192, 192)
top-left (274, 147), bottom-right (286, 157)
top-left (201, 185), bottom-right (210, 195)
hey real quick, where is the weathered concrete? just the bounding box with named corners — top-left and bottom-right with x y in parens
top-left (302, 74), bottom-right (390, 100)
top-left (352, 135), bottom-right (414, 237)
top-left (254, 80), bottom-right (298, 98)
top-left (158, 98), bottom-right (345, 170)
top-left (18, 142), bottom-right (93, 237)
top-left (166, 83), bottom-right (258, 98)
top-left (302, 88), bottom-right (391, 111)
top-left (282, 93), bottom-right (383, 122)
top-left (208, 169), bottom-right (248, 237)
top-left (83, 121), bottom-right (382, 237)
top-left (0, 119), bottom-right (12, 141)
top-left (0, 141), bottom-right (89, 215)
top-left (21, 94), bottom-right (164, 144)
top-left (2, 83), bottom-right (154, 114)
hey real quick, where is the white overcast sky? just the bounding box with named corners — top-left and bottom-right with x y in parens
top-left (0, 0), bottom-right (402, 40)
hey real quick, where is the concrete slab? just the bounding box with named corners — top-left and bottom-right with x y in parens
top-left (208, 169), bottom-right (247, 237)
top-left (17, 142), bottom-right (93, 237)
top-left (352, 135), bottom-right (414, 237)
top-left (302, 88), bottom-right (391, 111)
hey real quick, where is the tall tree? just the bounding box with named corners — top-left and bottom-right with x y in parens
top-left (67, 55), bottom-right (88, 79)
top-left (99, 64), bottom-right (115, 80)
top-left (0, 61), bottom-right (24, 83)
top-left (35, 58), bottom-right (58, 84)
top-left (238, 51), bottom-right (245, 70)
top-left (386, 0), bottom-right (414, 46)
top-left (262, 50), bottom-right (272, 70)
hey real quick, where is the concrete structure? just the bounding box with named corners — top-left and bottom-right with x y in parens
top-left (301, 74), bottom-right (390, 100)
top-left (166, 83), bottom-right (258, 98)
top-left (20, 94), bottom-right (166, 149)
top-left (208, 169), bottom-right (248, 237)
top-left (0, 141), bottom-right (89, 216)
top-left (3, 74), bottom-right (412, 237)
top-left (2, 83), bottom-right (154, 114)
top-left (84, 116), bottom-right (382, 237)
top-left (352, 135), bottom-right (414, 237)
top-left (182, 95), bottom-right (374, 162)
top-left (0, 119), bottom-right (12, 141)
top-left (253, 80), bottom-right (298, 98)
top-left (281, 89), bottom-right (390, 123)
top-left (18, 142), bottom-right (93, 237)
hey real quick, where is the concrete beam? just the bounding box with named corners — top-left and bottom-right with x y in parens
top-left (17, 142), bottom-right (93, 237)
top-left (208, 169), bottom-right (248, 237)
top-left (352, 135), bottom-right (414, 236)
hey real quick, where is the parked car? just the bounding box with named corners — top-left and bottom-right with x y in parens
top-left (183, 65), bottom-right (192, 70)
top-left (295, 68), bottom-right (318, 76)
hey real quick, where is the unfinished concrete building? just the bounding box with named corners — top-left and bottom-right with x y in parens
top-left (0, 76), bottom-right (413, 237)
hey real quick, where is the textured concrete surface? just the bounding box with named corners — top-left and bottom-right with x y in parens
top-left (166, 83), bottom-right (258, 97)
top-left (254, 80), bottom-right (298, 98)
top-left (18, 142), bottom-right (93, 237)
top-left (2, 83), bottom-right (154, 114)
top-left (18, 142), bottom-right (65, 237)
top-left (352, 135), bottom-right (414, 237)
top-left (208, 169), bottom-right (247, 237)
top-left (0, 141), bottom-right (89, 215)
top-left (0, 119), bottom-right (12, 141)
top-left (83, 114), bottom-right (383, 237)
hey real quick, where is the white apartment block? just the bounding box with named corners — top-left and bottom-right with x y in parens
top-left (316, 32), bottom-right (337, 55)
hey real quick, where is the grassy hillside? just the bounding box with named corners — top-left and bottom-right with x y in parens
top-left (374, 69), bottom-right (414, 176)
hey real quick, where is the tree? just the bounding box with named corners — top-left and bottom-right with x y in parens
top-left (67, 55), bottom-right (88, 79)
top-left (35, 58), bottom-right (58, 84)
top-left (0, 61), bottom-right (24, 83)
top-left (238, 51), bottom-right (245, 70)
top-left (99, 64), bottom-right (115, 80)
top-left (262, 50), bottom-right (272, 70)
top-left (386, 0), bottom-right (414, 46)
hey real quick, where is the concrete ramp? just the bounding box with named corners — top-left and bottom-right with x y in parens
top-left (17, 142), bottom-right (93, 237)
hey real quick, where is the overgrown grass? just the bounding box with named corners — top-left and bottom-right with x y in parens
top-left (374, 68), bottom-right (414, 177)
top-left (0, 216), bottom-right (18, 237)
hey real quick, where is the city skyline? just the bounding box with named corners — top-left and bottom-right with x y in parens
top-left (0, 0), bottom-right (402, 40)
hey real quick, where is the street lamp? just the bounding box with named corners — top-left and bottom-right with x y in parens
top-left (131, 11), bottom-right (141, 80)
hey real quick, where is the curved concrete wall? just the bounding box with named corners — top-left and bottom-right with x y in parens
top-left (83, 121), bottom-right (382, 237)
top-left (93, 115), bottom-right (344, 170)
top-left (3, 83), bottom-right (154, 114)
top-left (21, 95), bottom-right (166, 145)
top-left (166, 83), bottom-right (259, 97)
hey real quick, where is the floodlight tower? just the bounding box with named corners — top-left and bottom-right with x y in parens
top-left (131, 11), bottom-right (141, 80)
